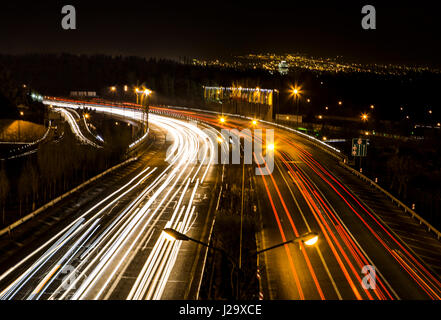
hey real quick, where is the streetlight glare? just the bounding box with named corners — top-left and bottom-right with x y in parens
top-left (163, 228), bottom-right (190, 241)
top-left (220, 117), bottom-right (226, 123)
top-left (252, 119), bottom-right (258, 125)
top-left (267, 143), bottom-right (275, 151)
top-left (217, 136), bottom-right (223, 143)
top-left (163, 230), bottom-right (176, 242)
top-left (304, 235), bottom-right (318, 246)
top-left (361, 113), bottom-right (368, 121)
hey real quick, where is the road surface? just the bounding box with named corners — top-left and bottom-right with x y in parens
top-left (0, 110), bottom-right (219, 300)
top-left (153, 107), bottom-right (441, 300)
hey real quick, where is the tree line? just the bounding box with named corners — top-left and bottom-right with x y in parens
top-left (0, 116), bottom-right (132, 228)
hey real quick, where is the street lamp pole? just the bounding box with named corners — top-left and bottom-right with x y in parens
top-left (163, 228), bottom-right (318, 299)
top-left (296, 94), bottom-right (300, 128)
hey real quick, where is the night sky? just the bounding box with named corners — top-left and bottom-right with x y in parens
top-left (1, 1), bottom-right (441, 67)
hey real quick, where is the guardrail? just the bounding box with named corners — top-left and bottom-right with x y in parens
top-left (339, 161), bottom-right (441, 240)
top-left (0, 157), bottom-right (138, 237)
top-left (150, 105), bottom-right (347, 163)
top-left (153, 105), bottom-right (440, 240)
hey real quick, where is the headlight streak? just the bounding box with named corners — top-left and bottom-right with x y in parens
top-left (0, 166), bottom-right (154, 299)
top-left (29, 219), bottom-right (101, 300)
top-left (54, 108), bottom-right (101, 148)
top-left (2, 99), bottom-right (216, 300)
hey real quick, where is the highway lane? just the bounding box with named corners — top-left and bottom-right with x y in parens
top-left (152, 107), bottom-right (441, 300)
top-left (0, 110), bottom-right (219, 300)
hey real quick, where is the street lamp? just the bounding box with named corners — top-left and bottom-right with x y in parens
top-left (290, 86), bottom-right (301, 128)
top-left (163, 228), bottom-right (319, 299)
top-left (361, 113), bottom-right (368, 122)
top-left (253, 231), bottom-right (319, 255)
top-left (219, 117), bottom-right (226, 124)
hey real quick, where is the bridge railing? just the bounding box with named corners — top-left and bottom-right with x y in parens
top-left (0, 157), bottom-right (138, 238)
top-left (339, 161), bottom-right (441, 240)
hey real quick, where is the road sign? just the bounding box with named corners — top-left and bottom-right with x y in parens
top-left (352, 138), bottom-right (368, 157)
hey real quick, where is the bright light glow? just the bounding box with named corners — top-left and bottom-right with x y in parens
top-left (322, 136), bottom-right (327, 141)
top-left (124, 85), bottom-right (128, 92)
top-left (252, 120), bottom-right (257, 125)
top-left (370, 105), bottom-right (375, 109)
top-left (338, 101), bottom-right (342, 105)
top-left (162, 231), bottom-right (176, 242)
top-left (267, 143), bottom-right (275, 151)
top-left (19, 111), bottom-right (24, 116)
top-left (110, 86), bottom-right (116, 92)
top-left (361, 113), bottom-right (368, 121)
top-left (217, 136), bottom-right (223, 143)
top-left (304, 235), bottom-right (318, 246)
top-left (219, 117), bottom-right (225, 123)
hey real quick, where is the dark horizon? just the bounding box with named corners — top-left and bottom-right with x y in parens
top-left (1, 1), bottom-right (441, 67)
